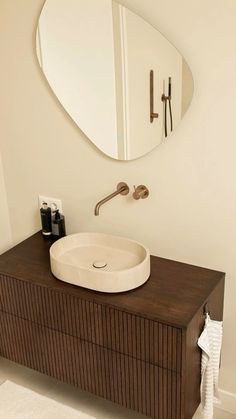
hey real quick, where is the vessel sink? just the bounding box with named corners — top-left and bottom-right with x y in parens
top-left (50, 232), bottom-right (150, 293)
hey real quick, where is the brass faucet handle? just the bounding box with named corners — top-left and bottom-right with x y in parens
top-left (133, 185), bottom-right (149, 200)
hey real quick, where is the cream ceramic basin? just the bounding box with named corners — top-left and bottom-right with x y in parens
top-left (50, 232), bottom-right (150, 293)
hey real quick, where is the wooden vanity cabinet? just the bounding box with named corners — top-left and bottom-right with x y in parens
top-left (0, 233), bottom-right (225, 419)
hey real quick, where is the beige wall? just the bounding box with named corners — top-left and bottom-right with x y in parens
top-left (0, 154), bottom-right (11, 253)
top-left (0, 0), bottom-right (236, 396)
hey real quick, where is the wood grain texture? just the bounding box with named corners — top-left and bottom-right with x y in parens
top-left (0, 311), bottom-right (182, 419)
top-left (182, 277), bottom-right (225, 419)
top-left (0, 274), bottom-right (182, 372)
top-left (0, 232), bottom-right (225, 419)
top-left (0, 232), bottom-right (225, 328)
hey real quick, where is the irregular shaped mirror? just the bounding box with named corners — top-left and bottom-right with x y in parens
top-left (36, 0), bottom-right (194, 160)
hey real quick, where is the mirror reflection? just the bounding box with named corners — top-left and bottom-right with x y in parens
top-left (36, 0), bottom-right (194, 160)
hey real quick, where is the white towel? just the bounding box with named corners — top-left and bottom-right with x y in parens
top-left (197, 313), bottom-right (223, 419)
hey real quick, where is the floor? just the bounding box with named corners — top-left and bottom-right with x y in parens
top-left (0, 357), bottom-right (235, 419)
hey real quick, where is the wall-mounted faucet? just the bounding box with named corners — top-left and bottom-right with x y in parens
top-left (94, 182), bottom-right (129, 216)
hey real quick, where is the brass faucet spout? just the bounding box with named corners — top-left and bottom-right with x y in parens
top-left (94, 182), bottom-right (129, 216)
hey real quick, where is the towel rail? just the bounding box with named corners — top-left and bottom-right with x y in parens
top-left (150, 70), bottom-right (159, 123)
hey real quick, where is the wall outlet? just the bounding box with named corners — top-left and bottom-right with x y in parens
top-left (38, 195), bottom-right (63, 214)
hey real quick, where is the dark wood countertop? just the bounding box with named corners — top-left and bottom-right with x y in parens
top-left (0, 232), bottom-right (225, 328)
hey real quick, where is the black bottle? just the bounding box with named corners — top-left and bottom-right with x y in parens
top-left (51, 209), bottom-right (66, 238)
top-left (40, 202), bottom-right (52, 236)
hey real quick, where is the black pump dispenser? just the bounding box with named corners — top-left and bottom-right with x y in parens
top-left (40, 202), bottom-right (52, 236)
top-left (52, 209), bottom-right (66, 238)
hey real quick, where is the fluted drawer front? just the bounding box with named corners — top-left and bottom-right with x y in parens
top-left (0, 275), bottom-right (182, 372)
top-left (101, 306), bottom-right (182, 372)
top-left (0, 311), bottom-right (181, 419)
top-left (0, 274), bottom-right (104, 345)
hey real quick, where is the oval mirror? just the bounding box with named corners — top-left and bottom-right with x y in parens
top-left (36, 0), bottom-right (194, 160)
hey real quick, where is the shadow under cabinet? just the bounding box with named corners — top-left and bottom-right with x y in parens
top-left (0, 233), bottom-right (225, 419)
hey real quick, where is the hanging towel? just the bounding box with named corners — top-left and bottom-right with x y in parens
top-left (197, 313), bottom-right (223, 419)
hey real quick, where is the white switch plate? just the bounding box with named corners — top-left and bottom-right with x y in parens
top-left (38, 195), bottom-right (63, 214)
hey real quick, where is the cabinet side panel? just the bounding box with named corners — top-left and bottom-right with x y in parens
top-left (183, 277), bottom-right (225, 419)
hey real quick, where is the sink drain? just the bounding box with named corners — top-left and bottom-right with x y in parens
top-left (92, 260), bottom-right (107, 269)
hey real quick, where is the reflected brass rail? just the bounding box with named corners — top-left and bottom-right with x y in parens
top-left (150, 70), bottom-right (159, 123)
